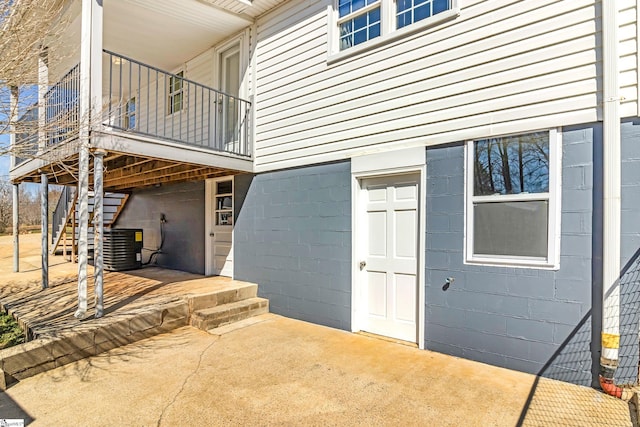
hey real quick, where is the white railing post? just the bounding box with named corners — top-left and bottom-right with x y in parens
top-left (38, 47), bottom-right (48, 152)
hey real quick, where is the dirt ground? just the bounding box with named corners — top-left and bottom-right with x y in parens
top-left (0, 234), bottom-right (634, 426)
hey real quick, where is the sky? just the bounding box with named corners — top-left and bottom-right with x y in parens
top-left (0, 134), bottom-right (9, 179)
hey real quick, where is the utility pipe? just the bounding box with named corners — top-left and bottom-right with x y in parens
top-left (600, 0), bottom-right (623, 397)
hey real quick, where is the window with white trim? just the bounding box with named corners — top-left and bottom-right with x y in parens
top-left (335, 0), bottom-right (454, 52)
top-left (465, 130), bottom-right (561, 268)
top-left (168, 71), bottom-right (184, 115)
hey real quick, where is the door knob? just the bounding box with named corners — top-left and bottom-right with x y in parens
top-left (359, 261), bottom-right (366, 270)
top-left (209, 232), bottom-right (215, 237)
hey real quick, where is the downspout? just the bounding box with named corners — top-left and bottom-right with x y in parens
top-left (600, 0), bottom-right (624, 398)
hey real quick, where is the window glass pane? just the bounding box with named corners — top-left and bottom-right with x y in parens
top-left (397, 0), bottom-right (411, 12)
top-left (369, 7), bottom-right (380, 22)
top-left (433, 0), bottom-right (448, 13)
top-left (473, 201), bottom-right (548, 258)
top-left (339, 3), bottom-right (351, 17)
top-left (354, 14), bottom-right (367, 30)
top-left (217, 180), bottom-right (232, 194)
top-left (414, 4), bottom-right (431, 22)
top-left (354, 29), bottom-right (367, 45)
top-left (474, 132), bottom-right (549, 196)
top-left (370, 22), bottom-right (380, 38)
top-left (340, 36), bottom-right (351, 50)
top-left (339, 0), bottom-right (377, 17)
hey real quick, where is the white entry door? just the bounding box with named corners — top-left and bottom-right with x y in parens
top-left (359, 174), bottom-right (419, 342)
top-left (209, 177), bottom-right (234, 277)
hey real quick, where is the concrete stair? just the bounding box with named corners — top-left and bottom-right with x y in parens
top-left (190, 297), bottom-right (269, 331)
top-left (189, 282), bottom-right (269, 331)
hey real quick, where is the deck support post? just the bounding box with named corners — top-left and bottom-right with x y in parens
top-left (37, 48), bottom-right (49, 289)
top-left (75, 0), bottom-right (103, 319)
top-left (40, 173), bottom-right (49, 289)
top-left (93, 149), bottom-right (106, 318)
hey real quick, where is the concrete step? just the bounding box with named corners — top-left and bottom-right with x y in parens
top-left (190, 297), bottom-right (269, 331)
top-left (187, 283), bottom-right (257, 312)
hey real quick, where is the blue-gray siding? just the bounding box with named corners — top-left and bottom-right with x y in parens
top-left (114, 181), bottom-right (205, 274)
top-left (234, 161), bottom-right (352, 330)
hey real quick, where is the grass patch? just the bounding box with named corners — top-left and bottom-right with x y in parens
top-left (0, 312), bottom-right (25, 349)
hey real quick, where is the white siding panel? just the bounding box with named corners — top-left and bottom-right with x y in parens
top-left (253, 0), bottom-right (603, 171)
top-left (258, 49), bottom-right (597, 138)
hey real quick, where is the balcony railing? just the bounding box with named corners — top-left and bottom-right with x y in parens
top-left (14, 106), bottom-right (38, 166)
top-left (103, 50), bottom-right (252, 157)
top-left (13, 50), bottom-right (252, 168)
top-left (45, 64), bottom-right (80, 147)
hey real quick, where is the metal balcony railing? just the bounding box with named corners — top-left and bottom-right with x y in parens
top-left (13, 65), bottom-right (80, 166)
top-left (13, 50), bottom-right (252, 169)
top-left (45, 64), bottom-right (80, 147)
top-left (14, 106), bottom-right (38, 166)
top-left (103, 50), bottom-right (252, 157)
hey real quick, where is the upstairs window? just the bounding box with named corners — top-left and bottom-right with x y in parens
top-left (397, 0), bottom-right (449, 29)
top-left (168, 71), bottom-right (184, 115)
top-left (465, 130), bottom-right (561, 269)
top-left (333, 0), bottom-right (456, 53)
top-left (125, 97), bottom-right (136, 130)
top-left (338, 0), bottom-right (381, 50)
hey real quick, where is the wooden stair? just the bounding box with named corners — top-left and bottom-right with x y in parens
top-left (50, 187), bottom-right (130, 256)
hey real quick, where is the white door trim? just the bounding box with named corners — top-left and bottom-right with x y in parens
top-left (205, 179), bottom-right (214, 276)
top-left (205, 176), bottom-right (235, 277)
top-left (351, 147), bottom-right (426, 349)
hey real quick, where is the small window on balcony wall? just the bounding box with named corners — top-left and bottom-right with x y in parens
top-left (465, 130), bottom-right (561, 269)
top-left (168, 71), bottom-right (184, 115)
top-left (125, 97), bottom-right (136, 130)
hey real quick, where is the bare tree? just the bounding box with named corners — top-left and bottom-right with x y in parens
top-left (0, 0), bottom-right (74, 163)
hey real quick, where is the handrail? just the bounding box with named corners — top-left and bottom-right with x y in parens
top-left (103, 50), bottom-right (252, 157)
top-left (44, 63), bottom-right (80, 147)
top-left (51, 185), bottom-right (76, 245)
top-left (15, 49), bottom-right (254, 165)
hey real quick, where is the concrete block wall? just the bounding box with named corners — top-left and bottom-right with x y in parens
top-left (425, 125), bottom-right (600, 386)
top-left (619, 119), bottom-right (640, 382)
top-left (234, 161), bottom-right (352, 330)
top-left (114, 181), bottom-right (205, 274)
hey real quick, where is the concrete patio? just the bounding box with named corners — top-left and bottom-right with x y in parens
top-left (0, 233), bottom-right (266, 387)
top-left (0, 234), bottom-right (635, 426)
top-left (0, 314), bottom-right (633, 426)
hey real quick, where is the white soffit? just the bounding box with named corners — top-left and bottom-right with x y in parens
top-left (103, 0), bottom-right (251, 70)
